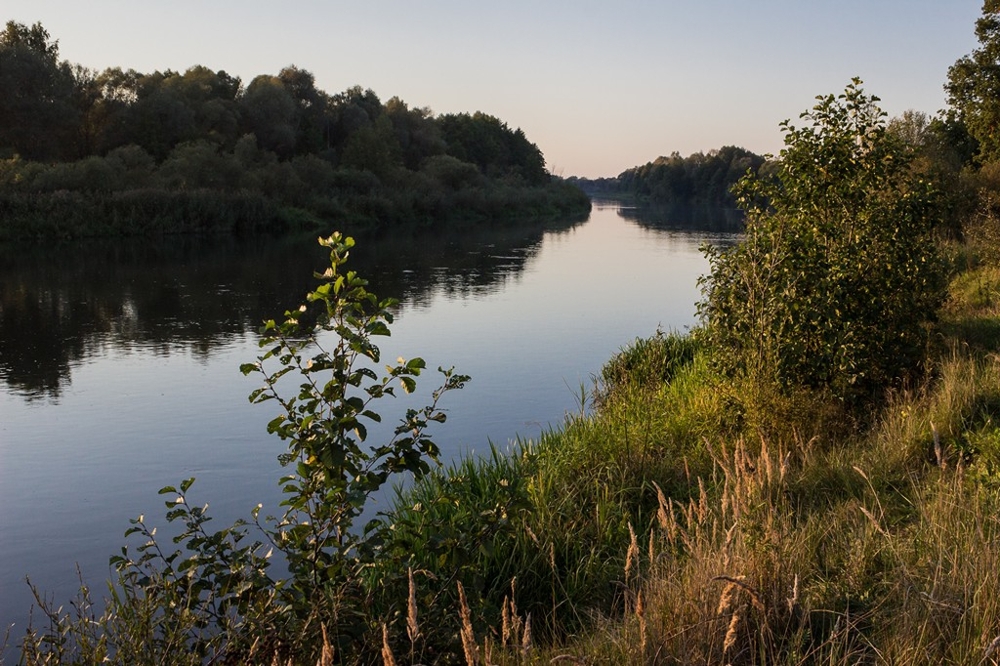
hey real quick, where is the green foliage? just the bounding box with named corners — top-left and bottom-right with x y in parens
top-left (438, 112), bottom-right (549, 186)
top-left (886, 110), bottom-right (979, 238)
top-left (620, 146), bottom-right (765, 206)
top-left (241, 74), bottom-right (298, 158)
top-left (0, 21), bottom-right (590, 238)
top-left (0, 20), bottom-right (59, 59)
top-left (378, 334), bottom-right (723, 649)
top-left (0, 21), bottom-right (79, 161)
top-left (596, 328), bottom-right (699, 405)
top-left (946, 1), bottom-right (1000, 163)
top-left (699, 80), bottom-right (945, 404)
top-left (339, 114), bottom-right (402, 178)
top-left (240, 232), bottom-right (468, 616)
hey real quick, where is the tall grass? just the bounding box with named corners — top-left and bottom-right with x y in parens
top-left (453, 252), bottom-right (1000, 665)
top-left (462, 348), bottom-right (1000, 665)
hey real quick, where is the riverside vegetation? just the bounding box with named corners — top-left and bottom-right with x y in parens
top-left (11, 6), bottom-right (1000, 666)
top-left (0, 21), bottom-right (589, 242)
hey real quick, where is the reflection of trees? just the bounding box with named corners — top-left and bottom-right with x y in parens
top-left (0, 216), bottom-right (580, 400)
top-left (351, 219), bottom-right (579, 307)
top-left (614, 201), bottom-right (745, 233)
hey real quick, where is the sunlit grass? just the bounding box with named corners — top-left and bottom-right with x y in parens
top-left (402, 236), bottom-right (1000, 664)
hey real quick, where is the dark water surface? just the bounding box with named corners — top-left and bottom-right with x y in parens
top-left (0, 200), bottom-right (739, 634)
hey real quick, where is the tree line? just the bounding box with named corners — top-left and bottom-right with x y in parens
top-left (568, 146), bottom-right (766, 208)
top-left (0, 21), bottom-right (588, 240)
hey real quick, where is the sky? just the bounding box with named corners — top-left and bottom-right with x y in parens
top-left (3, 1), bottom-right (986, 178)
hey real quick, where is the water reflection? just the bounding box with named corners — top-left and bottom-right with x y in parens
top-left (0, 217), bottom-right (582, 400)
top-left (612, 200), bottom-right (745, 234)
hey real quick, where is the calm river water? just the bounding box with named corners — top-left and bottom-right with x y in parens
top-left (0, 200), bottom-right (739, 634)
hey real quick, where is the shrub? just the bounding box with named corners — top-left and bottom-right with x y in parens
top-left (699, 79), bottom-right (945, 404)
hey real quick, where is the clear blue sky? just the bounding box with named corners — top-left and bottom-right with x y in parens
top-left (4, 1), bottom-right (985, 178)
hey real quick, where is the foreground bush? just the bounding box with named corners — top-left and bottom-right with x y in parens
top-left (699, 80), bottom-right (945, 405)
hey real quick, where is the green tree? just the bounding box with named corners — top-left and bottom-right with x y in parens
top-left (0, 20), bottom-right (58, 57)
top-left (946, 0), bottom-right (1000, 163)
top-left (0, 21), bottom-right (79, 159)
top-left (167, 66), bottom-right (243, 147)
top-left (240, 75), bottom-right (298, 158)
top-left (157, 140), bottom-right (242, 190)
top-left (888, 110), bottom-right (977, 236)
top-left (277, 66), bottom-right (330, 154)
top-left (611, 147), bottom-right (765, 206)
top-left (438, 112), bottom-right (548, 185)
top-left (327, 85), bottom-right (383, 154)
top-left (340, 114), bottom-right (402, 178)
top-left (82, 67), bottom-right (141, 152)
top-left (385, 96), bottom-right (445, 170)
top-left (699, 80), bottom-right (945, 403)
top-left (118, 69), bottom-right (197, 159)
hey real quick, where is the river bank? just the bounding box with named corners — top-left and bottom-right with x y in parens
top-left (0, 177), bottom-right (590, 242)
top-left (9, 210), bottom-right (1000, 664)
top-left (361, 207), bottom-right (1000, 663)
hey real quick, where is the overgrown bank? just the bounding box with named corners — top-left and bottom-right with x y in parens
top-left (0, 173), bottom-right (591, 241)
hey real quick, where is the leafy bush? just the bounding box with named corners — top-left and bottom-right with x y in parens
top-left (699, 80), bottom-right (945, 404)
top-left (16, 234), bottom-right (468, 664)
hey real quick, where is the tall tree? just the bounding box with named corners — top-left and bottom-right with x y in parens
top-left (277, 66), bottom-right (330, 154)
top-left (438, 112), bottom-right (547, 185)
top-left (240, 75), bottom-right (298, 158)
top-left (946, 0), bottom-right (1000, 162)
top-left (384, 96), bottom-right (444, 170)
top-left (0, 20), bottom-right (58, 58)
top-left (0, 21), bottom-right (79, 159)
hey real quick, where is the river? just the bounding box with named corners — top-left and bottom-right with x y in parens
top-left (0, 199), bottom-right (739, 636)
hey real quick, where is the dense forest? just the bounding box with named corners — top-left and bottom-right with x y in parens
top-left (568, 145), bottom-right (766, 208)
top-left (0, 21), bottom-right (589, 240)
